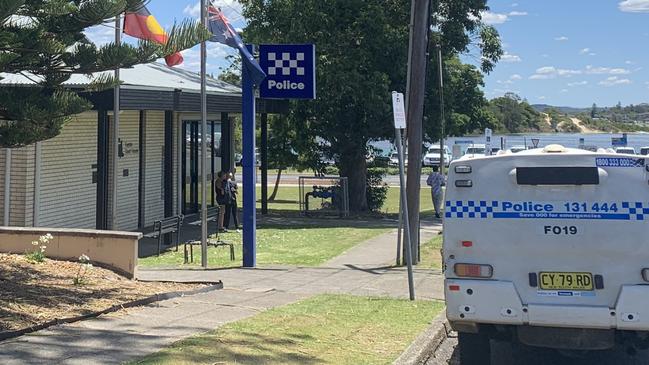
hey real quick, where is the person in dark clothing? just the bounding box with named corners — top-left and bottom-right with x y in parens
top-left (215, 171), bottom-right (231, 232)
top-left (224, 171), bottom-right (240, 231)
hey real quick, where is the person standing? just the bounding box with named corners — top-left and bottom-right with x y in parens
top-left (215, 171), bottom-right (231, 232)
top-left (426, 167), bottom-right (446, 219)
top-left (224, 171), bottom-right (240, 232)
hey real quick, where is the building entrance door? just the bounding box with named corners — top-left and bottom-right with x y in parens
top-left (182, 121), bottom-right (222, 215)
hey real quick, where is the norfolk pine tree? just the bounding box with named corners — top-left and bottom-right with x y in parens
top-left (0, 0), bottom-right (209, 148)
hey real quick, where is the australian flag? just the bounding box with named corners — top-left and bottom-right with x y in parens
top-left (208, 5), bottom-right (266, 86)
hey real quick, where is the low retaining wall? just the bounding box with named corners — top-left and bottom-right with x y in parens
top-left (0, 227), bottom-right (141, 279)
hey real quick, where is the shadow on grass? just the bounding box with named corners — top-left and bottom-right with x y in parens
top-left (136, 329), bottom-right (322, 365)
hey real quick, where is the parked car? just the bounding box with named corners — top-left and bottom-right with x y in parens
top-left (509, 145), bottom-right (527, 153)
top-left (615, 147), bottom-right (637, 155)
top-left (463, 144), bottom-right (486, 157)
top-left (389, 151), bottom-right (407, 166)
top-left (639, 147), bottom-right (649, 156)
top-left (423, 145), bottom-right (451, 167)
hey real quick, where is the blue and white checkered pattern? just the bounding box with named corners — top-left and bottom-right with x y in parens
top-left (445, 201), bottom-right (499, 219)
top-left (623, 202), bottom-right (649, 220)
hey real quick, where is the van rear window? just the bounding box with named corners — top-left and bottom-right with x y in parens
top-left (516, 167), bottom-right (600, 185)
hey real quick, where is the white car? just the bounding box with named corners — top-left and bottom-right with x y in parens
top-left (389, 151), bottom-right (407, 166)
top-left (423, 145), bottom-right (451, 167)
top-left (459, 144), bottom-right (487, 159)
top-left (509, 145), bottom-right (527, 153)
top-left (615, 147), bottom-right (637, 155)
top-left (444, 144), bottom-right (649, 362)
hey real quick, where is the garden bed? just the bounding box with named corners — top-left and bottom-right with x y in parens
top-left (0, 253), bottom-right (207, 334)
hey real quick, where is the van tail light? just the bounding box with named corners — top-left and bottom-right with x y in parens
top-left (642, 269), bottom-right (649, 282)
top-left (454, 263), bottom-right (493, 278)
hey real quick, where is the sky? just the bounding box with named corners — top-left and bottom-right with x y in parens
top-left (84, 0), bottom-right (649, 108)
top-left (476, 0), bottom-right (649, 107)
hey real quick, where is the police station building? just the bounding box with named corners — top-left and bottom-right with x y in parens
top-left (0, 63), bottom-right (286, 232)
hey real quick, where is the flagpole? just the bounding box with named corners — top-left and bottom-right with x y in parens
top-left (200, 0), bottom-right (209, 268)
top-left (111, 14), bottom-right (121, 230)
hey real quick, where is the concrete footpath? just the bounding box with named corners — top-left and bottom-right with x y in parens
top-left (0, 222), bottom-right (444, 365)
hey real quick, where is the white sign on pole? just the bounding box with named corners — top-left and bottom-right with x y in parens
top-left (485, 128), bottom-right (493, 156)
top-left (392, 92), bottom-right (407, 129)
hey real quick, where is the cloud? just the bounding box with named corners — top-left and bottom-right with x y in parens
top-left (480, 11), bottom-right (509, 24)
top-left (585, 65), bottom-right (631, 75)
top-left (84, 24), bottom-right (115, 46)
top-left (501, 52), bottom-right (522, 63)
top-left (512, 3), bottom-right (519, 7)
top-left (538, 96), bottom-right (547, 100)
top-left (599, 76), bottom-right (632, 86)
top-left (508, 11), bottom-right (528, 16)
top-left (184, 0), bottom-right (244, 20)
top-left (619, 0), bottom-right (649, 12)
top-left (567, 81), bottom-right (588, 87)
top-left (560, 89), bottom-right (569, 93)
top-left (498, 74), bottom-right (523, 85)
top-left (554, 36), bottom-right (569, 41)
top-left (530, 66), bottom-right (581, 79)
top-left (579, 48), bottom-right (590, 54)
top-left (625, 60), bottom-right (635, 65)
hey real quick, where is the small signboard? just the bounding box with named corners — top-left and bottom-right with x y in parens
top-left (259, 44), bottom-right (316, 99)
top-left (391, 92), bottom-right (406, 129)
top-left (612, 135), bottom-right (628, 147)
top-left (531, 138), bottom-right (540, 148)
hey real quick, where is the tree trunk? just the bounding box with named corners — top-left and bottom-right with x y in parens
top-left (338, 150), bottom-right (368, 212)
top-left (268, 168), bottom-right (283, 201)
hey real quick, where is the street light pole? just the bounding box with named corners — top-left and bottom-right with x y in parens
top-left (200, 0), bottom-right (208, 268)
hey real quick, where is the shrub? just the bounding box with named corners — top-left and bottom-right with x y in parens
top-left (25, 233), bottom-right (53, 263)
top-left (366, 168), bottom-right (389, 212)
top-left (73, 254), bottom-right (93, 286)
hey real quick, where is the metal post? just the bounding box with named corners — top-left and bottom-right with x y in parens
top-left (200, 0), bottom-right (208, 268)
top-left (4, 149), bottom-right (11, 226)
top-left (261, 113), bottom-right (268, 215)
top-left (111, 14), bottom-right (121, 230)
top-left (33, 142), bottom-right (42, 227)
top-left (396, 193), bottom-right (402, 266)
top-left (242, 45), bottom-right (257, 268)
top-left (437, 44), bottom-right (446, 176)
top-left (396, 128), bottom-right (415, 300)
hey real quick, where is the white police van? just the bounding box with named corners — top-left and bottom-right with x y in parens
top-left (443, 145), bottom-right (649, 363)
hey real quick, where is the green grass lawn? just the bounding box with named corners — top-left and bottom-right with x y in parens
top-left (128, 294), bottom-right (444, 365)
top-left (419, 235), bottom-right (443, 269)
top-left (139, 225), bottom-right (390, 268)
top-left (256, 186), bottom-right (439, 218)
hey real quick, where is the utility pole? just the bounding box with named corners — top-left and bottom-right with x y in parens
top-left (437, 44), bottom-right (446, 176)
top-left (406, 0), bottom-right (432, 263)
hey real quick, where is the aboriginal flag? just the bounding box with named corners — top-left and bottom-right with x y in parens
top-left (123, 5), bottom-right (183, 66)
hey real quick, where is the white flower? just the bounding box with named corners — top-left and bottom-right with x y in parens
top-left (31, 240), bottom-right (39, 246)
top-left (45, 233), bottom-right (53, 240)
top-left (79, 254), bottom-right (90, 262)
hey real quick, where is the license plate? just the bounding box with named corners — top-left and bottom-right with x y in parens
top-left (539, 272), bottom-right (594, 291)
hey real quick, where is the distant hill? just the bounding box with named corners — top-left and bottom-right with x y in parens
top-left (531, 104), bottom-right (589, 115)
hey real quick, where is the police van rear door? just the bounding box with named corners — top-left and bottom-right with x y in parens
top-left (444, 151), bottom-right (649, 308)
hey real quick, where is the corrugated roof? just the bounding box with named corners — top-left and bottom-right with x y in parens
top-left (0, 62), bottom-right (241, 96)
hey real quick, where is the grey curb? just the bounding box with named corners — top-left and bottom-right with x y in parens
top-left (394, 311), bottom-right (450, 365)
